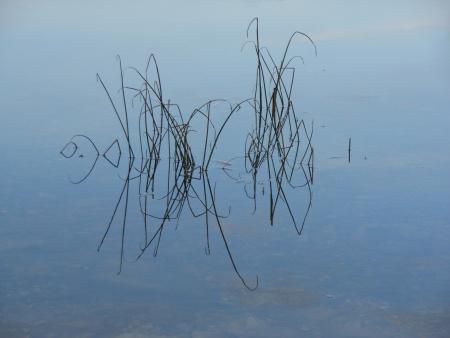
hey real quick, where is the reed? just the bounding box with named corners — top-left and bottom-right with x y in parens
top-left (61, 18), bottom-right (316, 290)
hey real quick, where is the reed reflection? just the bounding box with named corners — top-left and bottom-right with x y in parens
top-left (60, 19), bottom-right (316, 290)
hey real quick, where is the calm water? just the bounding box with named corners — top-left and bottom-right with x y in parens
top-left (1, 1), bottom-right (450, 337)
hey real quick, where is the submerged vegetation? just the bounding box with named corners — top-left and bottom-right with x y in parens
top-left (60, 19), bottom-right (316, 290)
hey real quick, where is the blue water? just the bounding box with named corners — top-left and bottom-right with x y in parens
top-left (1, 1), bottom-right (450, 337)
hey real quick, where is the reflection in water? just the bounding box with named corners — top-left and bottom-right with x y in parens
top-left (60, 134), bottom-right (100, 184)
top-left (103, 139), bottom-right (122, 168)
top-left (60, 19), bottom-right (316, 290)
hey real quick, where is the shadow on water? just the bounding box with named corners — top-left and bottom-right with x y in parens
top-left (60, 18), bottom-right (316, 290)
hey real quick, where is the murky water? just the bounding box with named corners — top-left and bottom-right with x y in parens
top-left (1, 1), bottom-right (450, 337)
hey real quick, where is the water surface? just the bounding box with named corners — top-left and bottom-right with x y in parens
top-left (1, 1), bottom-right (450, 337)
